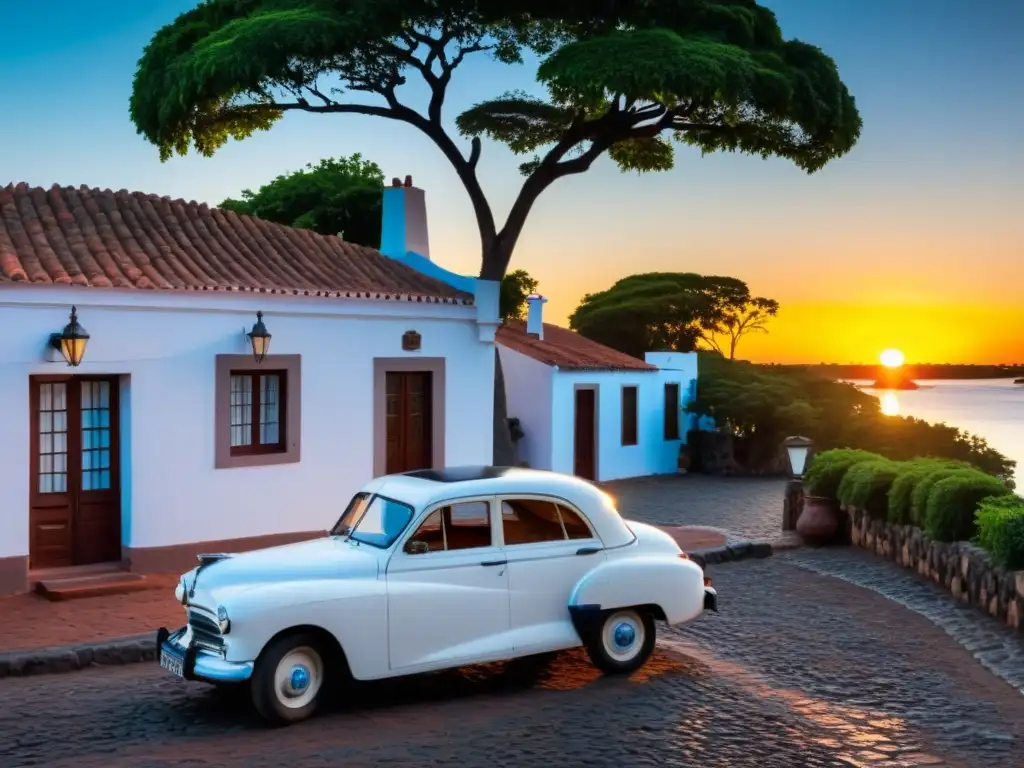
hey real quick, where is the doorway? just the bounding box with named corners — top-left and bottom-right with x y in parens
top-left (385, 371), bottom-right (434, 474)
top-left (573, 386), bottom-right (597, 480)
top-left (29, 376), bottom-right (121, 569)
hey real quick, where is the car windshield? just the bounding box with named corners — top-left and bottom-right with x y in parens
top-left (331, 492), bottom-right (415, 549)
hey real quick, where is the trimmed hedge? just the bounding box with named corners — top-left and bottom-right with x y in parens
top-left (910, 466), bottom-right (982, 527)
top-left (975, 495), bottom-right (1024, 570)
top-left (837, 459), bottom-right (900, 519)
top-left (922, 471), bottom-right (1013, 542)
top-left (804, 449), bottom-right (885, 500)
top-left (887, 458), bottom-right (970, 525)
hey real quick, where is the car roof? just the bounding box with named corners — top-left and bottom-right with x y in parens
top-left (363, 466), bottom-right (636, 549)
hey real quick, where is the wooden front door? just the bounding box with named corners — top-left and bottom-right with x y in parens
top-left (385, 372), bottom-right (433, 474)
top-left (573, 388), bottom-right (597, 480)
top-left (29, 376), bottom-right (121, 569)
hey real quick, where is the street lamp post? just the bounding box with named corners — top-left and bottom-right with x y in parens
top-left (782, 435), bottom-right (813, 531)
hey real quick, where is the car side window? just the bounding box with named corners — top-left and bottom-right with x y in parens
top-left (501, 498), bottom-right (594, 545)
top-left (404, 501), bottom-right (492, 554)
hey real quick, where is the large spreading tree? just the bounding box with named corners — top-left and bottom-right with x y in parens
top-left (130, 0), bottom-right (860, 462)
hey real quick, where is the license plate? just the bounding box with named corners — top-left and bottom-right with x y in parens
top-left (160, 650), bottom-right (184, 677)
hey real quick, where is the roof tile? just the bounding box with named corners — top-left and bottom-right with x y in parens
top-left (497, 321), bottom-right (656, 371)
top-left (0, 183), bottom-right (471, 303)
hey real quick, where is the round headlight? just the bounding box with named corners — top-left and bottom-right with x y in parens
top-left (174, 581), bottom-right (185, 605)
top-left (217, 605), bottom-right (231, 634)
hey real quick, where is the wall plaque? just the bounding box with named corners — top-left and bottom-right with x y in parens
top-left (402, 330), bottom-right (422, 351)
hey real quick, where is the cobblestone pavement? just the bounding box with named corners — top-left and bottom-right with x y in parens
top-left (604, 474), bottom-right (788, 542)
top-left (4, 558), bottom-right (1023, 768)
top-left (781, 547), bottom-right (1024, 693)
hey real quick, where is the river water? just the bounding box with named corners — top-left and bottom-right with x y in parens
top-left (853, 378), bottom-right (1024, 486)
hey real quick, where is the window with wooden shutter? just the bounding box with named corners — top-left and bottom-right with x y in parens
top-left (664, 382), bottom-right (680, 440)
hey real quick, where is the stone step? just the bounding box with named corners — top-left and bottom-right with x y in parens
top-left (34, 572), bottom-right (159, 601)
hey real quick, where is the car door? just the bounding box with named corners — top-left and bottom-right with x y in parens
top-left (499, 495), bottom-right (608, 653)
top-left (385, 495), bottom-right (512, 671)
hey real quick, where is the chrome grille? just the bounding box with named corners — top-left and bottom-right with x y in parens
top-left (187, 606), bottom-right (224, 650)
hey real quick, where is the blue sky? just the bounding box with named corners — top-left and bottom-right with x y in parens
top-left (2, 1), bottom-right (1022, 362)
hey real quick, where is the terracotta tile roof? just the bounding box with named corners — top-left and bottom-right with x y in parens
top-left (497, 320), bottom-right (656, 371)
top-left (0, 183), bottom-right (471, 303)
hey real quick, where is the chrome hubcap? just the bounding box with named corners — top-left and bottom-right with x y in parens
top-left (602, 611), bottom-right (644, 662)
top-left (274, 646), bottom-right (323, 709)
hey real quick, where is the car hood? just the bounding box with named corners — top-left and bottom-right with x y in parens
top-left (182, 536), bottom-right (380, 596)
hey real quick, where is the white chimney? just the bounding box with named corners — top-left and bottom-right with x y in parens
top-left (525, 294), bottom-right (547, 340)
top-left (380, 175), bottom-right (430, 260)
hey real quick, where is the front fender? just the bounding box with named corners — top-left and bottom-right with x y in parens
top-left (569, 555), bottom-right (706, 625)
top-left (219, 578), bottom-right (387, 678)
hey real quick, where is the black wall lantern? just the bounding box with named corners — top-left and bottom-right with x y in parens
top-left (247, 311), bottom-right (271, 363)
top-left (49, 306), bottom-right (90, 367)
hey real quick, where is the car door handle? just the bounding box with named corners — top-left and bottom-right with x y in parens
top-left (480, 559), bottom-right (507, 567)
top-left (576, 547), bottom-right (602, 556)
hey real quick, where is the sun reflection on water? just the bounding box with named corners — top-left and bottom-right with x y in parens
top-left (880, 391), bottom-right (900, 416)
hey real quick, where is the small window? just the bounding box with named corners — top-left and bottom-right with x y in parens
top-left (501, 498), bottom-right (594, 545)
top-left (664, 382), bottom-right (680, 440)
top-left (405, 501), bottom-right (492, 554)
top-left (229, 371), bottom-right (286, 455)
top-left (621, 385), bottom-right (638, 446)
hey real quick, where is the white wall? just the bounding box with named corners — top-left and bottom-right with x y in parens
top-left (0, 286), bottom-right (494, 559)
top-left (497, 345), bottom-right (553, 468)
top-left (547, 352), bottom-right (699, 482)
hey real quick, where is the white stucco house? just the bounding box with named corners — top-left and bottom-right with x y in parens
top-left (495, 302), bottom-right (699, 482)
top-left (0, 180), bottom-right (499, 595)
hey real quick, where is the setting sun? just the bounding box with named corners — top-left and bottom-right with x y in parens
top-left (879, 349), bottom-right (905, 368)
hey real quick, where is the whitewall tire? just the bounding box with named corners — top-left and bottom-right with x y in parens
top-left (252, 633), bottom-right (327, 724)
top-left (584, 608), bottom-right (656, 675)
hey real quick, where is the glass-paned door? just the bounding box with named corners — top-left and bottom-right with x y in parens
top-left (29, 376), bottom-right (121, 569)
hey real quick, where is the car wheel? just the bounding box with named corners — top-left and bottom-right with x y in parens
top-left (584, 608), bottom-right (656, 675)
top-left (251, 633), bottom-right (327, 725)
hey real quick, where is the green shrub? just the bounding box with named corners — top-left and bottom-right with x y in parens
top-left (975, 495), bottom-right (1024, 570)
top-left (923, 472), bottom-right (1013, 542)
top-left (910, 466), bottom-right (981, 527)
top-left (805, 449), bottom-right (885, 500)
top-left (837, 459), bottom-right (901, 519)
top-left (887, 458), bottom-right (970, 525)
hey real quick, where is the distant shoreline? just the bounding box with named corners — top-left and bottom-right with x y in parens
top-left (766, 364), bottom-right (1024, 381)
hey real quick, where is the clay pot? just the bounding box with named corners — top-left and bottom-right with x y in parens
top-left (796, 495), bottom-right (840, 545)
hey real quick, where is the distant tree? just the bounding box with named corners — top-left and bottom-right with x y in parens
top-left (219, 155), bottom-right (385, 247)
top-left (568, 272), bottom-right (776, 359)
top-left (499, 269), bottom-right (540, 322)
top-left (703, 296), bottom-right (780, 359)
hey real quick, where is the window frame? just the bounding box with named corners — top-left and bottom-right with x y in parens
top-left (396, 495), bottom-right (500, 558)
top-left (620, 384), bottom-right (639, 446)
top-left (227, 369), bottom-right (288, 456)
top-left (215, 354), bottom-right (301, 469)
top-left (664, 381), bottom-right (681, 440)
top-left (496, 494), bottom-right (600, 549)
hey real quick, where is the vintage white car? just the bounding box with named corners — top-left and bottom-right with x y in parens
top-left (157, 466), bottom-right (717, 724)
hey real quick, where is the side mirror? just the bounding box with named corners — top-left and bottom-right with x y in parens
top-left (405, 540), bottom-right (429, 555)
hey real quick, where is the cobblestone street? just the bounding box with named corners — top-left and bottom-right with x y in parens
top-left (604, 474), bottom-right (788, 542)
top-left (4, 556), bottom-right (1023, 768)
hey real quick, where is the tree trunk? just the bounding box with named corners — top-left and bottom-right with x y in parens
top-left (492, 348), bottom-right (516, 466)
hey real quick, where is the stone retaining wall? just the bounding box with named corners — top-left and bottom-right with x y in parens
top-left (846, 507), bottom-right (1024, 633)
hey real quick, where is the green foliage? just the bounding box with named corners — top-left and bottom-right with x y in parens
top-left (130, 0), bottom-right (860, 278)
top-left (568, 272), bottom-right (777, 360)
top-left (836, 459), bottom-right (900, 519)
top-left (219, 154), bottom-right (385, 247)
top-left (923, 472), bottom-right (1013, 543)
top-left (804, 448), bottom-right (885, 501)
top-left (910, 467), bottom-right (976, 527)
top-left (975, 495), bottom-right (1024, 570)
top-left (499, 269), bottom-right (540, 322)
top-left (887, 459), bottom-right (970, 525)
top-left (688, 356), bottom-right (1016, 481)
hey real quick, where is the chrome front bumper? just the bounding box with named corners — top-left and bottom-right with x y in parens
top-left (157, 626), bottom-right (254, 684)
